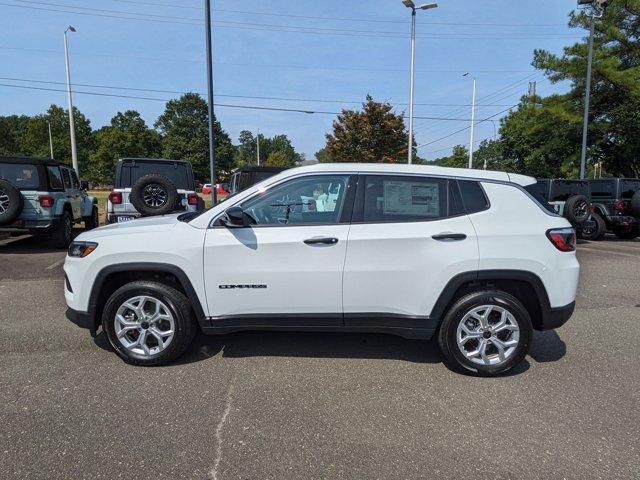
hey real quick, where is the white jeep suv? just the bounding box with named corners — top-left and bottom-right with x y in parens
top-left (64, 164), bottom-right (579, 376)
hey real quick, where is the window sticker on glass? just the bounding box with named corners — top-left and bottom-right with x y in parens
top-left (383, 181), bottom-right (440, 216)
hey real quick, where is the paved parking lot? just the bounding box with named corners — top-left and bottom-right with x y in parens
top-left (1, 233), bottom-right (639, 479)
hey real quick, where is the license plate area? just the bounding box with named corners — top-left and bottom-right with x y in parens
top-left (117, 216), bottom-right (135, 223)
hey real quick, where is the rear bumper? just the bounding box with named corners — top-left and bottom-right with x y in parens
top-left (606, 215), bottom-right (640, 228)
top-left (0, 218), bottom-right (60, 233)
top-left (538, 301), bottom-right (575, 331)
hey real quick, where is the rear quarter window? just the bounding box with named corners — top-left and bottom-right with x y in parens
top-left (619, 180), bottom-right (640, 199)
top-left (524, 183), bottom-right (556, 213)
top-left (590, 180), bottom-right (614, 198)
top-left (459, 180), bottom-right (489, 214)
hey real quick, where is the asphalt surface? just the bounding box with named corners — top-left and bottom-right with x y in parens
top-left (1, 233), bottom-right (639, 479)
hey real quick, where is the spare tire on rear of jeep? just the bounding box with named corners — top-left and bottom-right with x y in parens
top-left (130, 174), bottom-right (178, 217)
top-left (0, 178), bottom-right (24, 225)
top-left (563, 194), bottom-right (590, 225)
top-left (630, 191), bottom-right (640, 218)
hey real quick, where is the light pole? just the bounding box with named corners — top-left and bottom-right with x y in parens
top-left (402, 0), bottom-right (438, 165)
top-left (463, 72), bottom-right (477, 169)
top-left (256, 129), bottom-right (260, 166)
top-left (63, 26), bottom-right (78, 175)
top-left (578, 0), bottom-right (609, 179)
top-left (204, 0), bottom-right (217, 205)
top-left (47, 121), bottom-right (54, 159)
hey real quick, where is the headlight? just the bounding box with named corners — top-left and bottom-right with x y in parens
top-left (68, 241), bottom-right (98, 258)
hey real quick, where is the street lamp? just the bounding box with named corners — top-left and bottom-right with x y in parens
top-left (402, 0), bottom-right (438, 165)
top-left (463, 72), bottom-right (477, 169)
top-left (63, 25), bottom-right (79, 175)
top-left (577, 0), bottom-right (609, 179)
top-left (204, 0), bottom-right (217, 205)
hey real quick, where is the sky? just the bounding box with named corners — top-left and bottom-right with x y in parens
top-left (0, 0), bottom-right (585, 161)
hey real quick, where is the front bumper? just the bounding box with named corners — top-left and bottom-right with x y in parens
top-left (66, 307), bottom-right (98, 335)
top-left (538, 301), bottom-right (575, 331)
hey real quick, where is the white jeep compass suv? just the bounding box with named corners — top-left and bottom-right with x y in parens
top-left (64, 164), bottom-right (579, 376)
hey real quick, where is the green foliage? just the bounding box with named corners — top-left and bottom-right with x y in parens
top-left (265, 151), bottom-right (290, 167)
top-left (323, 95), bottom-right (411, 163)
top-left (154, 93), bottom-right (235, 182)
top-left (88, 111), bottom-right (161, 184)
top-left (432, 145), bottom-right (470, 168)
top-left (234, 131), bottom-right (300, 167)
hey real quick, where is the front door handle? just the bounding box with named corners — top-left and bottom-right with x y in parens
top-left (304, 237), bottom-right (339, 245)
top-left (432, 233), bottom-right (467, 242)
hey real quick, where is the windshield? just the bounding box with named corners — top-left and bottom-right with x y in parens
top-left (117, 162), bottom-right (193, 189)
top-left (0, 163), bottom-right (40, 189)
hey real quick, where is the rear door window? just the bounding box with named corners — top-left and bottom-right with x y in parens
top-left (0, 163), bottom-right (40, 189)
top-left (362, 175), bottom-right (448, 223)
top-left (47, 166), bottom-right (64, 190)
top-left (619, 180), bottom-right (640, 199)
top-left (69, 169), bottom-right (80, 189)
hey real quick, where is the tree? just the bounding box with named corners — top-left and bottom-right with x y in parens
top-left (532, 1), bottom-right (640, 176)
top-left (154, 93), bottom-right (235, 181)
top-left (234, 130), bottom-right (256, 166)
top-left (265, 151), bottom-right (291, 167)
top-left (88, 111), bottom-right (161, 184)
top-left (323, 95), bottom-right (411, 163)
top-left (431, 145), bottom-right (470, 168)
top-left (315, 147), bottom-right (330, 163)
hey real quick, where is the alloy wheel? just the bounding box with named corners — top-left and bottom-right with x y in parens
top-left (456, 304), bottom-right (520, 366)
top-left (114, 296), bottom-right (175, 357)
top-left (0, 187), bottom-right (9, 214)
top-left (142, 184), bottom-right (168, 208)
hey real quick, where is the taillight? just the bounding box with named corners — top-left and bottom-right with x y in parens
top-left (109, 191), bottom-right (122, 204)
top-left (39, 195), bottom-right (54, 208)
top-left (613, 200), bottom-right (629, 213)
top-left (546, 228), bottom-right (576, 252)
top-left (187, 193), bottom-right (199, 205)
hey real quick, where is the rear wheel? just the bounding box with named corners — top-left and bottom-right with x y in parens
top-left (84, 205), bottom-right (99, 230)
top-left (580, 213), bottom-right (606, 241)
top-left (437, 290), bottom-right (533, 376)
top-left (102, 281), bottom-right (197, 366)
top-left (52, 211), bottom-right (73, 248)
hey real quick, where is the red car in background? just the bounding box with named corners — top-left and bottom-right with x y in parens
top-left (201, 183), bottom-right (230, 199)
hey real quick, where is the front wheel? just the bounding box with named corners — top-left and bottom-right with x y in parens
top-left (102, 281), bottom-right (197, 366)
top-left (437, 290), bottom-right (533, 376)
top-left (580, 214), bottom-right (606, 241)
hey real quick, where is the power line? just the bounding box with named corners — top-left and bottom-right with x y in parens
top-left (0, 46), bottom-right (536, 74)
top-left (111, 0), bottom-right (568, 27)
top-left (0, 76), bottom-right (518, 107)
top-left (0, 82), bottom-right (511, 121)
top-left (4, 1), bottom-right (581, 39)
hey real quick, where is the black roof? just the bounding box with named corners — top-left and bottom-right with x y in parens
top-left (0, 156), bottom-right (69, 167)
top-left (588, 177), bottom-right (640, 182)
top-left (118, 157), bottom-right (192, 165)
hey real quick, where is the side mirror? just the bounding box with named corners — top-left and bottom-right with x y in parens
top-left (222, 206), bottom-right (247, 227)
top-left (80, 180), bottom-right (89, 190)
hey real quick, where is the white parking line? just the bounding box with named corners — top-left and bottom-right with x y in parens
top-left (44, 258), bottom-right (65, 271)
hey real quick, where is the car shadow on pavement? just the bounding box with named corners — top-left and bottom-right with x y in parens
top-left (529, 330), bottom-right (566, 363)
top-left (0, 229), bottom-right (84, 254)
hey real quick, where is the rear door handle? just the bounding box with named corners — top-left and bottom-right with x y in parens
top-left (304, 237), bottom-right (339, 245)
top-left (432, 233), bottom-right (467, 242)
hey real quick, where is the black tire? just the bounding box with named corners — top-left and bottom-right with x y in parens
top-left (579, 213), bottom-right (606, 241)
top-left (613, 226), bottom-right (639, 240)
top-left (84, 205), bottom-right (99, 230)
top-left (437, 290), bottom-right (533, 376)
top-left (102, 281), bottom-right (197, 366)
top-left (130, 174), bottom-right (178, 217)
top-left (630, 192), bottom-right (640, 218)
top-left (0, 178), bottom-right (24, 225)
top-left (52, 211), bottom-right (73, 249)
top-left (563, 194), bottom-right (590, 225)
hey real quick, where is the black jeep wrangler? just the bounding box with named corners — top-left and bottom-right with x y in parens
top-left (588, 178), bottom-right (640, 240)
top-left (530, 179), bottom-right (593, 237)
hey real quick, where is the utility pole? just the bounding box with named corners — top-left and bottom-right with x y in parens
top-left (204, 0), bottom-right (217, 205)
top-left (529, 81), bottom-right (537, 107)
top-left (580, 14), bottom-right (596, 180)
top-left (402, 1), bottom-right (438, 165)
top-left (47, 121), bottom-right (54, 159)
top-left (63, 26), bottom-right (78, 174)
top-left (467, 76), bottom-right (477, 169)
top-left (256, 130), bottom-right (260, 166)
